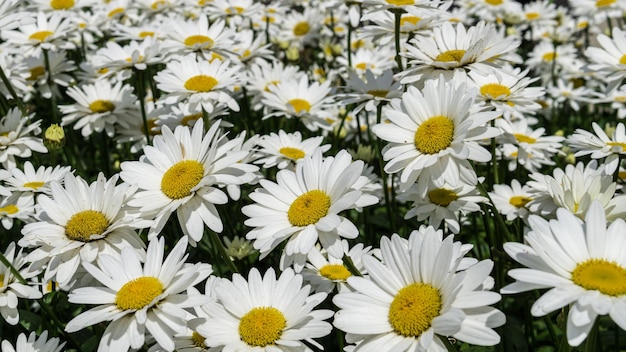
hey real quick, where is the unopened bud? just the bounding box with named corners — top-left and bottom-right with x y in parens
top-left (43, 124), bottom-right (65, 150)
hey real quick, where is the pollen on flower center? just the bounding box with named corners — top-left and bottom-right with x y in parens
top-left (513, 133), bottom-right (537, 144)
top-left (51, 0), bottom-right (75, 10)
top-left (525, 12), bottom-right (540, 20)
top-left (386, 0), bottom-right (415, 5)
top-left (184, 35), bottom-right (214, 48)
top-left (414, 115), bottom-right (455, 154)
top-left (65, 210), bottom-right (109, 242)
top-left (89, 100), bottom-right (116, 113)
top-left (0, 274), bottom-right (4, 288)
top-left (239, 307), bottom-right (286, 347)
top-left (288, 99), bottom-right (311, 114)
top-left (542, 52), bottom-right (556, 62)
top-left (367, 90), bottom-right (389, 98)
top-left (293, 22), bottom-right (310, 36)
top-left (115, 276), bottom-right (164, 310)
top-left (0, 204), bottom-right (18, 215)
top-left (23, 181), bottom-right (45, 189)
top-left (184, 75), bottom-right (219, 92)
top-left (596, 0), bottom-right (616, 7)
top-left (161, 160), bottom-right (205, 199)
top-left (485, 0), bottom-right (503, 5)
top-left (279, 147), bottom-right (305, 160)
top-left (428, 188), bottom-right (458, 206)
top-left (320, 264), bottom-right (351, 281)
top-left (480, 83), bottom-right (511, 99)
top-left (29, 31), bottom-right (54, 42)
top-left (107, 7), bottom-right (124, 17)
top-left (606, 141), bottom-right (626, 150)
top-left (571, 259), bottom-right (626, 296)
top-left (139, 31), bottom-right (155, 38)
top-left (388, 282), bottom-right (442, 337)
top-left (191, 331), bottom-right (206, 348)
top-left (509, 195), bottom-right (532, 208)
top-left (288, 190), bottom-right (331, 227)
top-left (435, 49), bottom-right (466, 63)
top-left (28, 66), bottom-right (45, 81)
top-left (400, 16), bottom-right (421, 26)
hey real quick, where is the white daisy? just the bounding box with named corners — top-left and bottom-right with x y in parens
top-left (65, 236), bottom-right (213, 352)
top-left (333, 227), bottom-right (505, 351)
top-left (253, 130), bottom-right (331, 169)
top-left (0, 193), bottom-right (35, 230)
top-left (0, 242), bottom-right (43, 325)
top-left (0, 108), bottom-right (47, 168)
top-left (19, 173), bottom-right (150, 289)
top-left (502, 201), bottom-right (626, 346)
top-left (371, 76), bottom-right (500, 193)
top-left (154, 54), bottom-right (241, 114)
top-left (242, 150), bottom-right (379, 271)
top-left (59, 80), bottom-right (140, 138)
top-left (92, 36), bottom-right (164, 79)
top-left (567, 121), bottom-right (626, 175)
top-left (336, 68), bottom-right (403, 115)
top-left (1, 11), bottom-right (74, 55)
top-left (195, 267), bottom-right (333, 351)
top-left (0, 331), bottom-right (65, 352)
top-left (496, 117), bottom-right (564, 170)
top-left (120, 119), bottom-right (258, 245)
top-left (489, 179), bottom-right (533, 221)
top-left (162, 16), bottom-right (236, 57)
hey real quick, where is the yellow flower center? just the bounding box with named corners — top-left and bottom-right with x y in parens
top-left (151, 0), bottom-right (168, 10)
top-left (480, 83), bottom-right (511, 99)
top-left (542, 52), bottom-right (556, 62)
top-left (288, 99), bottom-right (311, 114)
top-left (414, 116), bottom-right (455, 154)
top-left (0, 274), bottom-right (4, 288)
top-left (191, 331), bottom-right (206, 348)
top-left (572, 259), bottom-right (626, 296)
top-left (0, 204), bottom-right (18, 215)
top-left (50, 0), bottom-right (74, 10)
top-left (355, 62), bottom-right (368, 70)
top-left (65, 210), bottom-right (109, 242)
top-left (367, 90), bottom-right (389, 98)
top-left (181, 113), bottom-right (203, 126)
top-left (141, 118), bottom-right (161, 136)
top-left (596, 0), bottom-right (616, 7)
top-left (115, 276), bottom-right (164, 310)
top-left (400, 16), bottom-right (421, 26)
top-left (239, 307), bottom-right (286, 347)
top-left (184, 75), bottom-right (219, 92)
top-left (226, 6), bottom-right (245, 14)
top-left (513, 133), bottom-right (537, 144)
top-left (386, 0), bottom-right (414, 5)
top-left (619, 170), bottom-right (626, 180)
top-left (23, 181), bottom-right (45, 189)
top-left (279, 147), bottom-right (305, 160)
top-left (28, 66), bottom-right (45, 81)
top-left (428, 188), bottom-right (458, 206)
top-left (287, 190), bottom-right (331, 227)
top-left (293, 22), bottom-right (310, 36)
top-left (485, 0), bottom-right (503, 5)
top-left (108, 7), bottom-right (124, 17)
top-left (29, 31), bottom-right (54, 42)
top-left (618, 54), bottom-right (626, 65)
top-left (89, 100), bottom-right (116, 113)
top-left (509, 195), bottom-right (532, 208)
top-left (525, 12), bottom-right (540, 20)
top-left (161, 160), bottom-right (205, 199)
top-left (435, 49), bottom-right (466, 63)
top-left (319, 264), bottom-right (351, 281)
top-left (139, 31), bottom-right (155, 38)
top-left (607, 141), bottom-right (626, 150)
top-left (184, 35), bottom-right (214, 48)
top-left (388, 283), bottom-right (442, 337)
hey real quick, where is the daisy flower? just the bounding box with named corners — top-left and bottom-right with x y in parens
top-left (547, 78), bottom-right (593, 112)
top-left (371, 76), bottom-right (500, 193)
top-left (2, 11), bottom-right (74, 55)
top-left (0, 331), bottom-right (65, 352)
top-left (23, 49), bottom-right (76, 100)
top-left (253, 130), bottom-right (331, 169)
top-left (0, 242), bottom-right (43, 325)
top-left (19, 173), bottom-right (150, 289)
top-left (0, 193), bottom-right (35, 230)
top-left (0, 108), bottom-right (47, 168)
top-left (333, 227), bottom-right (505, 351)
top-left (489, 179), bottom-right (533, 221)
top-left (154, 54), bottom-right (241, 114)
top-left (302, 240), bottom-right (376, 294)
top-left (120, 119), bottom-right (258, 244)
top-left (337, 46), bottom-right (397, 76)
top-left (585, 27), bottom-right (626, 91)
top-left (92, 36), bottom-right (163, 78)
top-left (336, 69), bottom-right (403, 115)
top-left (525, 42), bottom-right (578, 81)
top-left (163, 16), bottom-right (235, 57)
top-left (261, 75), bottom-right (335, 132)
top-left (278, 8), bottom-right (324, 48)
top-left (195, 267), bottom-right (333, 351)
top-left (400, 178), bottom-right (488, 234)
top-left (59, 80), bottom-right (140, 138)
top-left (65, 236), bottom-right (213, 352)
top-left (496, 117), bottom-right (564, 169)
top-left (244, 60), bottom-right (304, 109)
top-left (400, 21), bottom-right (521, 85)
top-left (567, 122), bottom-right (626, 175)
top-left (502, 201), bottom-right (626, 346)
top-left (242, 150), bottom-right (379, 271)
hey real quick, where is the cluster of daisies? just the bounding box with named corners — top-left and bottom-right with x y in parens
top-left (0, 0), bottom-right (626, 351)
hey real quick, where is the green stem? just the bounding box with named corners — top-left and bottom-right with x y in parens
top-left (584, 318), bottom-right (599, 352)
top-left (208, 230), bottom-right (239, 274)
top-left (0, 251), bottom-right (26, 284)
top-left (133, 68), bottom-right (151, 145)
top-left (437, 335), bottom-right (457, 352)
top-left (43, 49), bottom-right (59, 123)
top-left (342, 255), bottom-right (362, 277)
top-left (0, 59), bottom-right (26, 115)
top-left (372, 104), bottom-right (396, 233)
top-left (392, 9), bottom-right (404, 72)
